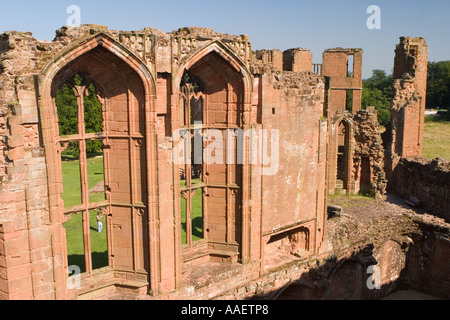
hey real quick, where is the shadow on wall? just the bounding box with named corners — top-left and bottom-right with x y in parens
top-left (67, 252), bottom-right (108, 275)
top-left (389, 158), bottom-right (450, 223)
top-left (264, 245), bottom-right (406, 300)
top-left (250, 236), bottom-right (449, 300)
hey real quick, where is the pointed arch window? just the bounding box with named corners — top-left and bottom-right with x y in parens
top-left (56, 73), bottom-right (109, 274)
top-left (179, 72), bottom-right (206, 246)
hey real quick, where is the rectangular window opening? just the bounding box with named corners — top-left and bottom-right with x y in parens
top-left (191, 188), bottom-right (204, 243)
top-left (86, 141), bottom-right (106, 204)
top-left (56, 83), bottom-right (79, 136)
top-left (84, 84), bottom-right (103, 134)
top-left (347, 54), bottom-right (354, 78)
top-left (89, 208), bottom-right (109, 271)
top-left (191, 132), bottom-right (203, 185)
top-left (61, 142), bottom-right (82, 208)
top-left (63, 213), bottom-right (86, 274)
top-left (180, 195), bottom-right (187, 245)
top-left (346, 90), bottom-right (353, 113)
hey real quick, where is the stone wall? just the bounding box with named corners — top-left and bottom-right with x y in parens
top-left (283, 48), bottom-right (312, 73)
top-left (0, 25), bottom-right (444, 302)
top-left (392, 157), bottom-right (450, 222)
top-left (213, 201), bottom-right (450, 301)
top-left (322, 48), bottom-right (363, 116)
top-left (386, 37), bottom-right (428, 181)
top-left (0, 31), bottom-right (59, 300)
top-left (0, 25), bottom-right (330, 300)
top-left (406, 215), bottom-right (450, 299)
top-left (352, 108), bottom-right (387, 197)
top-left (326, 108), bottom-right (386, 197)
top-left (259, 71), bottom-right (326, 240)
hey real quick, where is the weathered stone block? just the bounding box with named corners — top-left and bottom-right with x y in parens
top-left (6, 135), bottom-right (23, 149)
top-left (5, 146), bottom-right (24, 161)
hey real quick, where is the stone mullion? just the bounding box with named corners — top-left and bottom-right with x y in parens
top-left (185, 129), bottom-right (193, 247)
top-left (315, 119), bottom-right (328, 254)
top-left (186, 188), bottom-right (193, 247)
top-left (226, 85), bottom-right (232, 244)
top-left (240, 89), bottom-right (252, 263)
top-left (100, 96), bottom-right (113, 267)
top-left (172, 91), bottom-right (182, 289)
top-left (126, 89), bottom-right (138, 271)
top-left (75, 86), bottom-right (93, 274)
top-left (185, 91), bottom-right (193, 247)
top-left (202, 93), bottom-right (209, 242)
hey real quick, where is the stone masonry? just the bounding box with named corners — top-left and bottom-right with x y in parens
top-left (0, 26), bottom-right (446, 301)
top-left (385, 37), bottom-right (428, 176)
top-left (0, 25), bottom-right (328, 300)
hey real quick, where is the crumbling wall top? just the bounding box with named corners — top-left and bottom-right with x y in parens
top-left (271, 70), bottom-right (324, 93)
top-left (393, 36), bottom-right (428, 80)
top-left (398, 36), bottom-right (427, 46)
top-left (171, 26), bottom-right (249, 42)
top-left (284, 47), bottom-right (311, 52)
top-left (324, 48), bottom-right (363, 53)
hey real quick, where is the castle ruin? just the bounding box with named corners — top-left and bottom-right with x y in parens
top-left (0, 26), bottom-right (448, 300)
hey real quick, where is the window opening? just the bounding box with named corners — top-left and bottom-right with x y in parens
top-left (56, 73), bottom-right (109, 275)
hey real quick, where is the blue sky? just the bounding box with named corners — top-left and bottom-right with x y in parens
top-left (1, 0), bottom-right (449, 78)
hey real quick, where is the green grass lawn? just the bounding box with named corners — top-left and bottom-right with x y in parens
top-left (180, 178), bottom-right (204, 245)
top-left (423, 119), bottom-right (450, 161)
top-left (62, 156), bottom-right (108, 272)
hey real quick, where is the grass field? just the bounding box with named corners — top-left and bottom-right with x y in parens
top-left (62, 156), bottom-right (108, 272)
top-left (423, 117), bottom-right (450, 161)
top-left (180, 178), bottom-right (204, 244)
top-left (63, 155), bottom-right (205, 270)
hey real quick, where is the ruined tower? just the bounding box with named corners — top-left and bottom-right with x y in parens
top-left (391, 37), bottom-right (428, 158)
top-left (385, 37), bottom-right (428, 184)
top-left (322, 48), bottom-right (363, 116)
top-left (322, 48), bottom-right (363, 195)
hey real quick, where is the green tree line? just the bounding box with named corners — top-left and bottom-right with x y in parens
top-left (427, 61), bottom-right (450, 110)
top-left (361, 69), bottom-right (393, 127)
top-left (362, 61), bottom-right (450, 126)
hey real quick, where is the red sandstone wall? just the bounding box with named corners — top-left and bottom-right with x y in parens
top-left (392, 158), bottom-right (450, 222)
top-left (406, 222), bottom-right (450, 300)
top-left (388, 37), bottom-right (428, 161)
top-left (322, 48), bottom-right (363, 115)
top-left (0, 26), bottom-right (330, 300)
top-left (283, 49), bottom-right (312, 73)
top-left (259, 72), bottom-right (326, 246)
top-left (0, 32), bottom-right (58, 300)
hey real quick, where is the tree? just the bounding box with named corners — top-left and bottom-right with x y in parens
top-left (55, 83), bottom-right (78, 136)
top-left (362, 70), bottom-right (393, 127)
top-left (427, 61), bottom-right (450, 110)
top-left (55, 76), bottom-right (103, 156)
top-left (83, 84), bottom-right (103, 154)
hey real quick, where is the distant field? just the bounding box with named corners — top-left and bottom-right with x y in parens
top-left (423, 119), bottom-right (450, 161)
